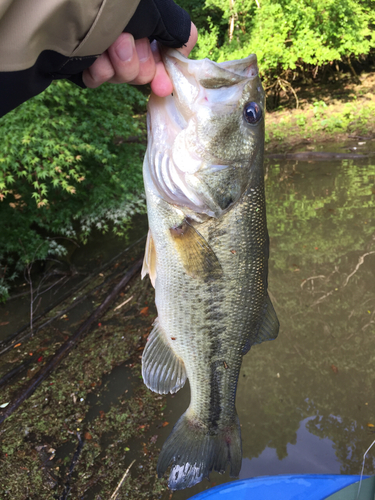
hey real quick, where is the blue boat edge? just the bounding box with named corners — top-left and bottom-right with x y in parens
top-left (187, 474), bottom-right (375, 500)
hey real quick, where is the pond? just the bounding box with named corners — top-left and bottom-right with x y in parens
top-left (1, 149), bottom-right (374, 499)
top-left (160, 152), bottom-right (375, 499)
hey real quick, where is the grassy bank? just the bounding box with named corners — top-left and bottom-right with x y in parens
top-left (265, 71), bottom-right (375, 152)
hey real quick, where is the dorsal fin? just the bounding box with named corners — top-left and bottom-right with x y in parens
top-left (243, 294), bottom-right (279, 355)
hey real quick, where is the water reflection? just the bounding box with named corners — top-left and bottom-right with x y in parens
top-left (240, 417), bottom-right (341, 477)
top-left (169, 157), bottom-right (375, 500)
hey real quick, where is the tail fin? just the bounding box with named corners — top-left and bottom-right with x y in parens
top-left (157, 411), bottom-right (242, 490)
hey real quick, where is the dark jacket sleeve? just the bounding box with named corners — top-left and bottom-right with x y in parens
top-left (0, 0), bottom-right (191, 118)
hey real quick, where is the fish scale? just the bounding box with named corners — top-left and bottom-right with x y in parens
top-left (141, 48), bottom-right (279, 490)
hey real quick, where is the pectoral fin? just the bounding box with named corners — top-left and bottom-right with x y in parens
top-left (170, 219), bottom-right (223, 280)
top-left (142, 319), bottom-right (187, 395)
top-left (141, 229), bottom-right (157, 288)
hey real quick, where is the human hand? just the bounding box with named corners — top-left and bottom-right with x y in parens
top-left (82, 23), bottom-right (198, 97)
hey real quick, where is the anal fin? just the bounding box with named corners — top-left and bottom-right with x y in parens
top-left (169, 218), bottom-right (222, 280)
top-left (142, 319), bottom-right (187, 395)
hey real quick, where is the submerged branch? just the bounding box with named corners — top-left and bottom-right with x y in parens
top-left (309, 251), bottom-right (375, 307)
top-left (342, 251), bottom-right (375, 287)
top-left (59, 432), bottom-right (85, 500)
top-left (0, 356), bottom-right (35, 389)
top-left (0, 258), bottom-right (143, 426)
top-left (110, 460), bottom-right (136, 500)
top-left (266, 152), bottom-right (370, 161)
top-left (0, 235), bottom-right (146, 353)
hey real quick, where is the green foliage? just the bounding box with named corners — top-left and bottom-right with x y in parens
top-left (0, 81), bottom-right (148, 299)
top-left (180, 0), bottom-right (375, 80)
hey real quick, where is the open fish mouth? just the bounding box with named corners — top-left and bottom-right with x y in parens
top-left (146, 50), bottom-right (263, 217)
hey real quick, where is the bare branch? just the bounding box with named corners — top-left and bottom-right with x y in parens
top-left (300, 275), bottom-right (325, 289)
top-left (110, 460), bottom-right (136, 500)
top-left (342, 251), bottom-right (375, 287)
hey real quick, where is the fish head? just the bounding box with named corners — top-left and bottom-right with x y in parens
top-left (147, 49), bottom-right (265, 218)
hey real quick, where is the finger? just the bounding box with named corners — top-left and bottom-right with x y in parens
top-left (150, 23), bottom-right (198, 97)
top-left (106, 33), bottom-right (139, 83)
top-left (150, 42), bottom-right (173, 97)
top-left (127, 38), bottom-right (156, 86)
top-left (83, 52), bottom-right (115, 88)
top-left (178, 22), bottom-right (198, 57)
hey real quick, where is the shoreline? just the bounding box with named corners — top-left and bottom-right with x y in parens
top-left (264, 71), bottom-right (375, 154)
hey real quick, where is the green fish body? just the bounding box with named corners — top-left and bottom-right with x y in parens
top-left (141, 49), bottom-right (279, 490)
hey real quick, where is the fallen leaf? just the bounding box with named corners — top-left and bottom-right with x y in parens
top-left (367, 423), bottom-right (375, 428)
top-left (37, 356), bottom-right (43, 363)
top-left (0, 402), bottom-right (9, 408)
top-left (0, 322), bottom-right (9, 326)
top-left (84, 432), bottom-right (92, 440)
top-left (140, 306), bottom-right (149, 316)
top-left (331, 364), bottom-right (338, 374)
top-left (162, 421), bottom-right (169, 427)
top-left (99, 410), bottom-right (105, 420)
top-left (150, 435), bottom-right (158, 444)
top-left (13, 343), bottom-right (21, 348)
top-left (138, 424), bottom-right (146, 430)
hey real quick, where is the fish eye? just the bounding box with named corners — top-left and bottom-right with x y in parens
top-left (243, 102), bottom-right (262, 125)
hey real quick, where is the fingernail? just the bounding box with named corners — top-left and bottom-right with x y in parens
top-left (136, 40), bottom-right (151, 63)
top-left (116, 37), bottom-right (134, 62)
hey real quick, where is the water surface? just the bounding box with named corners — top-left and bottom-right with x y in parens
top-left (2, 154), bottom-right (374, 499)
top-left (164, 156), bottom-right (375, 499)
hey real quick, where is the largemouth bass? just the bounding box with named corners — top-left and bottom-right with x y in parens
top-left (141, 49), bottom-right (279, 490)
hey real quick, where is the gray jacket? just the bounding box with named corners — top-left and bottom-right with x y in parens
top-left (0, 0), bottom-right (191, 116)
